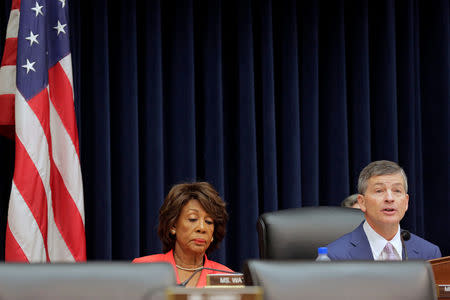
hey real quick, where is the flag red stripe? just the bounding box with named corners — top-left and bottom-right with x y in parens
top-left (48, 63), bottom-right (80, 157)
top-left (13, 138), bottom-right (48, 254)
top-left (0, 94), bottom-right (15, 125)
top-left (0, 38), bottom-right (17, 66)
top-left (11, 0), bottom-right (20, 10)
top-left (27, 88), bottom-right (51, 143)
top-left (50, 160), bottom-right (86, 261)
top-left (24, 90), bottom-right (53, 262)
top-left (5, 224), bottom-right (29, 262)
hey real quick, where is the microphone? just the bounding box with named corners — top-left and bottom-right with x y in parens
top-left (178, 267), bottom-right (238, 287)
top-left (401, 229), bottom-right (411, 260)
top-left (401, 229), bottom-right (411, 241)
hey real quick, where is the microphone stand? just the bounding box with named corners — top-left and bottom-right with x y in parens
top-left (401, 229), bottom-right (411, 260)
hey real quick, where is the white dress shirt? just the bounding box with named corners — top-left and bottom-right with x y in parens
top-left (363, 221), bottom-right (403, 260)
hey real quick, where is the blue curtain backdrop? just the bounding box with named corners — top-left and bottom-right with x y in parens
top-left (0, 0), bottom-right (448, 271)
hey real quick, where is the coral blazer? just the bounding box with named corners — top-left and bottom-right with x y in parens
top-left (133, 249), bottom-right (233, 287)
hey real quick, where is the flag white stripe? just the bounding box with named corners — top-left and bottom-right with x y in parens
top-left (50, 99), bottom-right (85, 224)
top-left (14, 90), bottom-right (53, 262)
top-left (6, 9), bottom-right (19, 39)
top-left (15, 90), bottom-right (51, 199)
top-left (0, 66), bottom-right (16, 94)
top-left (47, 88), bottom-right (76, 262)
top-left (15, 88), bottom-right (75, 262)
top-left (59, 55), bottom-right (73, 92)
top-left (8, 182), bottom-right (46, 262)
top-left (47, 197), bottom-right (75, 261)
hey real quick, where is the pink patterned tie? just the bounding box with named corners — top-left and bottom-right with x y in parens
top-left (383, 242), bottom-right (399, 260)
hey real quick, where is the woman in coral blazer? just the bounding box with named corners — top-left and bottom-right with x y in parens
top-left (133, 182), bottom-right (232, 287)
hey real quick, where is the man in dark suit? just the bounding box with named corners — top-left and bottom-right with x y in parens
top-left (328, 160), bottom-right (441, 260)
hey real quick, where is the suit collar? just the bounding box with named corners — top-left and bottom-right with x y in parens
top-left (349, 223), bottom-right (421, 260)
top-left (363, 221), bottom-right (402, 259)
top-left (348, 222), bottom-right (374, 260)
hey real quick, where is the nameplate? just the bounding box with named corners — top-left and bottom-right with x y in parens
top-left (437, 284), bottom-right (450, 298)
top-left (166, 286), bottom-right (263, 300)
top-left (206, 273), bottom-right (245, 287)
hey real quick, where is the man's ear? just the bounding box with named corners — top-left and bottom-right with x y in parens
top-left (357, 194), bottom-right (366, 212)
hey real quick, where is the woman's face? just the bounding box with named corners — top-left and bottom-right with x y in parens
top-left (173, 199), bottom-right (215, 256)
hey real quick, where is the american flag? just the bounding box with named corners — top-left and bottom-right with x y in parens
top-left (0, 0), bottom-right (86, 262)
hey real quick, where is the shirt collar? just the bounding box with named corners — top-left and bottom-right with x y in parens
top-left (363, 220), bottom-right (402, 260)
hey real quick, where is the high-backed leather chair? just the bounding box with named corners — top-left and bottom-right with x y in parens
top-left (244, 260), bottom-right (437, 300)
top-left (257, 206), bottom-right (364, 259)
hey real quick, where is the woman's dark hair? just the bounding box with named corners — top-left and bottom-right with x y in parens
top-left (158, 182), bottom-right (228, 254)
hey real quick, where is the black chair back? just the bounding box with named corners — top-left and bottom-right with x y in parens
top-left (244, 260), bottom-right (437, 300)
top-left (257, 206), bottom-right (364, 259)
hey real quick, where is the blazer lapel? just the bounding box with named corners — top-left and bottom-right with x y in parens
top-left (404, 239), bottom-right (420, 259)
top-left (348, 222), bottom-right (374, 260)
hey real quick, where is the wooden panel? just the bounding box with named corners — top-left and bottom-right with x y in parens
top-left (430, 257), bottom-right (450, 284)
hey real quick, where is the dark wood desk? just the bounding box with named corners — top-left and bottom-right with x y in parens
top-left (430, 256), bottom-right (450, 299)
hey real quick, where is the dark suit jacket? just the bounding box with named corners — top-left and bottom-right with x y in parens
top-left (327, 222), bottom-right (442, 260)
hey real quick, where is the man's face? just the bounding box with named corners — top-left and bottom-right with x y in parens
top-left (358, 173), bottom-right (409, 233)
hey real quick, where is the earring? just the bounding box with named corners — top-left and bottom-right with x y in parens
top-left (171, 229), bottom-right (176, 235)
top-left (211, 237), bottom-right (214, 242)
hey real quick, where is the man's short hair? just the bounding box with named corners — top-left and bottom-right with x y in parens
top-left (341, 194), bottom-right (359, 207)
top-left (357, 160), bottom-right (408, 194)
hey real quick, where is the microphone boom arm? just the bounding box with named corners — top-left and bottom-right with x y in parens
top-left (178, 267), bottom-right (237, 287)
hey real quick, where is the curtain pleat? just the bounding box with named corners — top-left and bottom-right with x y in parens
top-left (299, 1), bottom-right (320, 206)
top-left (109, 0), bottom-right (141, 260)
top-left (369, 0), bottom-right (399, 161)
top-left (274, 0), bottom-right (302, 209)
top-left (137, 0), bottom-right (165, 257)
top-left (224, 0), bottom-right (260, 264)
top-left (419, 0), bottom-right (449, 254)
top-left (395, 0), bottom-right (423, 235)
top-left (79, 0), bottom-right (113, 260)
top-left (254, 0), bottom-right (279, 213)
top-left (345, 0), bottom-right (371, 190)
top-left (319, 0), bottom-right (350, 205)
top-left (163, 0), bottom-right (197, 183)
